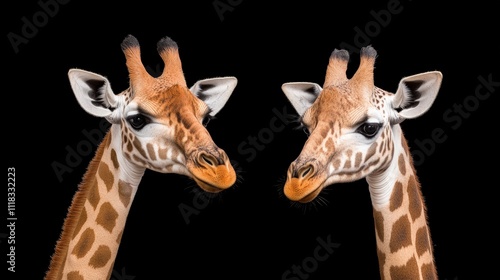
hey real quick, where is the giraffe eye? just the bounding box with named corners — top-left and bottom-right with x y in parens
top-left (126, 114), bottom-right (151, 130)
top-left (357, 123), bottom-right (382, 138)
top-left (202, 115), bottom-right (213, 127)
top-left (302, 127), bottom-right (310, 136)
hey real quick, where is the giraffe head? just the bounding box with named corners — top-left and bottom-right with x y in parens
top-left (68, 35), bottom-right (237, 192)
top-left (281, 46), bottom-right (442, 202)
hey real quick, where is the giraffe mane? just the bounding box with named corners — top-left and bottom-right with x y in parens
top-left (45, 132), bottom-right (111, 279)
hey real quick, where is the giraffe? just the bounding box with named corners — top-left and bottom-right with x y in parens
top-left (280, 46), bottom-right (442, 279)
top-left (44, 34), bottom-right (238, 280)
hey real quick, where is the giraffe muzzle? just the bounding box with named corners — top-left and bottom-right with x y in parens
top-left (188, 149), bottom-right (236, 193)
top-left (284, 160), bottom-right (326, 202)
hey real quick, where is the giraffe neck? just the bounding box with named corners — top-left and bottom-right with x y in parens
top-left (45, 127), bottom-right (145, 280)
top-left (366, 125), bottom-right (437, 280)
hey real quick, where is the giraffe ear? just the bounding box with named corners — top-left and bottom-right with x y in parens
top-left (391, 71), bottom-right (443, 121)
top-left (190, 77), bottom-right (238, 116)
top-left (68, 69), bottom-right (119, 117)
top-left (281, 82), bottom-right (322, 117)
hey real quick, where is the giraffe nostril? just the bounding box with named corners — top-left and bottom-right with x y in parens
top-left (200, 154), bottom-right (216, 167)
top-left (292, 164), bottom-right (314, 179)
top-left (299, 165), bottom-right (313, 178)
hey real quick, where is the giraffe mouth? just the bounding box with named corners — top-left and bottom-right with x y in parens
top-left (284, 176), bottom-right (326, 203)
top-left (297, 186), bottom-right (323, 203)
top-left (192, 177), bottom-right (226, 193)
top-left (187, 158), bottom-right (237, 193)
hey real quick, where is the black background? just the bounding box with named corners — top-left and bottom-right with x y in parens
top-left (4, 0), bottom-right (498, 279)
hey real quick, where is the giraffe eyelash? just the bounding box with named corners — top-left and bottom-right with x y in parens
top-left (202, 114), bottom-right (215, 127)
top-left (299, 123), bottom-right (311, 136)
top-left (356, 122), bottom-right (382, 138)
top-left (290, 115), bottom-right (309, 135)
top-left (126, 114), bottom-right (151, 130)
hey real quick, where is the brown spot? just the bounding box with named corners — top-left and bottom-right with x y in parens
top-left (88, 178), bottom-right (100, 210)
top-left (401, 133), bottom-right (410, 156)
top-left (421, 262), bottom-right (438, 280)
top-left (332, 159), bottom-right (341, 170)
top-left (133, 137), bottom-right (148, 158)
top-left (88, 245), bottom-right (112, 268)
top-left (344, 159), bottom-right (351, 169)
top-left (415, 226), bottom-right (431, 257)
top-left (176, 128), bottom-right (186, 144)
top-left (72, 209), bottom-right (87, 240)
top-left (98, 162), bottom-right (114, 192)
top-left (398, 153), bottom-right (406, 176)
top-left (127, 141), bottom-right (133, 152)
top-left (365, 142), bottom-right (377, 162)
top-left (71, 227), bottom-right (95, 258)
top-left (320, 126), bottom-right (329, 138)
top-left (96, 202), bottom-right (119, 233)
top-left (373, 210), bottom-right (384, 242)
top-left (147, 143), bottom-right (157, 161)
top-left (408, 175), bottom-right (423, 222)
top-left (111, 148), bottom-right (119, 169)
top-left (376, 248), bottom-right (386, 280)
top-left (158, 148), bottom-right (168, 160)
top-left (346, 149), bottom-right (352, 158)
top-left (389, 181), bottom-right (404, 211)
top-left (176, 109), bottom-right (196, 132)
top-left (379, 138), bottom-right (385, 153)
top-left (389, 215), bottom-right (412, 253)
top-left (389, 255), bottom-right (420, 279)
top-left (133, 154), bottom-right (148, 166)
top-left (116, 230), bottom-right (124, 243)
top-left (325, 138), bottom-right (334, 152)
top-left (171, 149), bottom-right (179, 161)
top-left (164, 166), bottom-right (173, 172)
top-left (67, 271), bottom-right (84, 280)
top-left (383, 128), bottom-right (389, 141)
top-left (118, 180), bottom-right (133, 207)
top-left (354, 152), bottom-right (362, 168)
